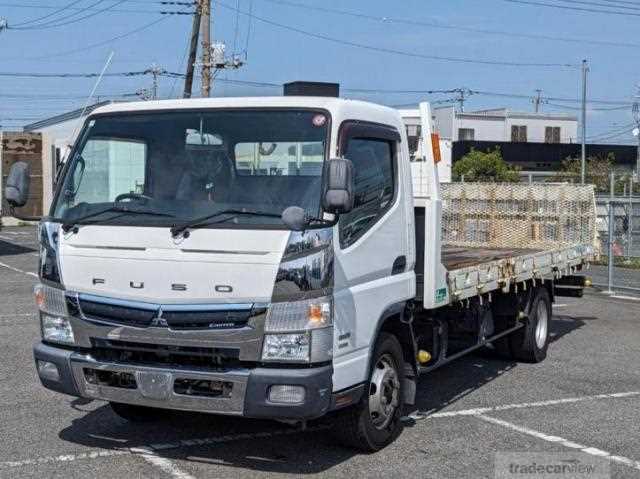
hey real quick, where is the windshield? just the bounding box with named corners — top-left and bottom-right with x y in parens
top-left (51, 109), bottom-right (329, 228)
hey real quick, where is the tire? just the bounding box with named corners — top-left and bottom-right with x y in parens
top-left (332, 332), bottom-right (405, 452)
top-left (508, 287), bottom-right (551, 363)
top-left (109, 402), bottom-right (165, 422)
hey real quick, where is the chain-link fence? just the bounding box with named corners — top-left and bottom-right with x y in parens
top-left (451, 172), bottom-right (640, 296)
top-left (591, 173), bottom-right (640, 296)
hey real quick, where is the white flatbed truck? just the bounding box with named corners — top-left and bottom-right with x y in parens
top-left (3, 84), bottom-right (595, 451)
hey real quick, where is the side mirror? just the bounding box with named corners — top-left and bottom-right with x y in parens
top-left (281, 206), bottom-right (307, 231)
top-left (322, 158), bottom-right (354, 214)
top-left (4, 161), bottom-right (31, 208)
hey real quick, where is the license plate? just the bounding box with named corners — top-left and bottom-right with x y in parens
top-left (135, 371), bottom-right (172, 400)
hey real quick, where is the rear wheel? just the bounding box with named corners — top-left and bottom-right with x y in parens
top-left (332, 332), bottom-right (405, 452)
top-left (109, 402), bottom-right (165, 422)
top-left (494, 287), bottom-right (551, 363)
top-left (510, 287), bottom-right (551, 362)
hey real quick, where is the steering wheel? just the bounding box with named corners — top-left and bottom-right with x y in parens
top-left (115, 193), bottom-right (152, 203)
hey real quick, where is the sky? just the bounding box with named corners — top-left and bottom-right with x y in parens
top-left (0, 0), bottom-right (639, 143)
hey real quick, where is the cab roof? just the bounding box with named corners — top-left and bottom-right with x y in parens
top-left (89, 96), bottom-right (405, 130)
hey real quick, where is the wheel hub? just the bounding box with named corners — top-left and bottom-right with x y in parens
top-left (534, 300), bottom-right (549, 349)
top-left (368, 354), bottom-right (400, 430)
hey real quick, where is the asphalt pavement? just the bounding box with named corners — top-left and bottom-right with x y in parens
top-left (1, 226), bottom-right (640, 478)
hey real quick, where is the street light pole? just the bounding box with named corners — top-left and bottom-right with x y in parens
top-left (581, 59), bottom-right (589, 185)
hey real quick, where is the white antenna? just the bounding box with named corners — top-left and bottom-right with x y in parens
top-left (67, 51), bottom-right (115, 152)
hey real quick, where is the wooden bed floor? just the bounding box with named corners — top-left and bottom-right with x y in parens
top-left (442, 246), bottom-right (542, 270)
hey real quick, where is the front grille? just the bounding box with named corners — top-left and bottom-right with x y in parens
top-left (90, 338), bottom-right (241, 369)
top-left (79, 298), bottom-right (156, 327)
top-left (76, 295), bottom-right (256, 330)
top-left (162, 310), bottom-right (251, 330)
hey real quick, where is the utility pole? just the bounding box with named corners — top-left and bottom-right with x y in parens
top-left (183, 1), bottom-right (202, 98)
top-left (138, 65), bottom-right (164, 100)
top-left (532, 89), bottom-right (544, 113)
top-left (580, 59), bottom-right (589, 185)
top-left (200, 0), bottom-right (212, 97)
top-left (184, 0), bottom-right (243, 98)
top-left (455, 88), bottom-right (468, 113)
top-left (632, 86), bottom-right (640, 181)
top-left (148, 64), bottom-right (162, 100)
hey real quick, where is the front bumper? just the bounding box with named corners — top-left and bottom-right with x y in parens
top-left (33, 342), bottom-right (332, 420)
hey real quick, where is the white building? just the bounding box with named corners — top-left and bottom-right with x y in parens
top-left (432, 106), bottom-right (578, 144)
top-left (399, 105), bottom-right (578, 185)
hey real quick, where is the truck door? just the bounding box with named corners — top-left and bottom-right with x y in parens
top-left (331, 121), bottom-right (414, 390)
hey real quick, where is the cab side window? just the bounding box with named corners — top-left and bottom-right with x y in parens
top-left (339, 137), bottom-right (395, 248)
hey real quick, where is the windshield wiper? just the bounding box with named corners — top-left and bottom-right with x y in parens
top-left (170, 208), bottom-right (282, 237)
top-left (61, 204), bottom-right (175, 233)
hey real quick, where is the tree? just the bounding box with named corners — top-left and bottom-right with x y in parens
top-left (553, 152), bottom-right (634, 194)
top-left (452, 147), bottom-right (520, 183)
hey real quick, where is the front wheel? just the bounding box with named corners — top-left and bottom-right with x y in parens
top-left (332, 332), bottom-right (405, 452)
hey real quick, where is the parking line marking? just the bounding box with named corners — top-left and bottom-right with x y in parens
top-left (476, 414), bottom-right (640, 471)
top-left (0, 260), bottom-right (37, 278)
top-left (611, 295), bottom-right (640, 302)
top-left (131, 447), bottom-right (195, 479)
top-left (0, 450), bottom-right (129, 468)
top-left (0, 426), bottom-right (328, 469)
top-left (406, 391), bottom-right (640, 420)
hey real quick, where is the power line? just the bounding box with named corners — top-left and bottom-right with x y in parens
top-left (153, 74), bottom-right (637, 106)
top-left (10, 0), bottom-right (87, 27)
top-left (243, 0), bottom-right (253, 59)
top-left (0, 92), bottom-right (139, 99)
top-left (11, 0), bottom-right (130, 30)
top-left (212, 0), bottom-right (578, 68)
top-left (546, 102), bottom-right (632, 111)
top-left (0, 70), bottom-right (159, 78)
top-left (551, 0), bottom-right (640, 12)
top-left (0, 2), bottom-right (189, 15)
top-left (231, 0), bottom-right (241, 56)
top-left (505, 0), bottom-right (640, 17)
top-left (24, 15), bottom-right (174, 60)
top-left (591, 128), bottom-right (635, 142)
top-left (257, 0), bottom-right (640, 49)
top-left (470, 89), bottom-right (632, 105)
top-left (587, 122), bottom-right (636, 140)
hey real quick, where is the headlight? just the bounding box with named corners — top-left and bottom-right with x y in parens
top-left (34, 283), bottom-right (74, 345)
top-left (262, 333), bottom-right (310, 362)
top-left (262, 297), bottom-right (333, 363)
top-left (41, 313), bottom-right (74, 345)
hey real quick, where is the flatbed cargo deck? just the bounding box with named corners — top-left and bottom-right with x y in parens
top-left (415, 181), bottom-right (597, 305)
top-left (442, 244), bottom-right (592, 302)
